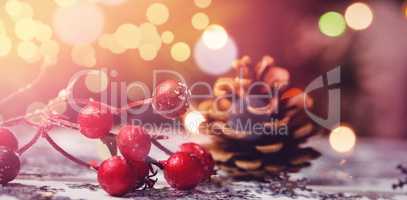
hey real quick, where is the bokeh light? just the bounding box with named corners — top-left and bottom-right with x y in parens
top-left (161, 31), bottom-right (174, 44)
top-left (192, 12), bottom-right (210, 30)
top-left (146, 3), bottom-right (169, 25)
top-left (40, 40), bottom-right (60, 65)
top-left (25, 102), bottom-right (47, 124)
top-left (98, 33), bottom-right (126, 54)
top-left (6, 0), bottom-right (33, 21)
top-left (184, 111), bottom-right (206, 134)
top-left (53, 2), bottom-right (104, 45)
top-left (35, 22), bottom-right (53, 42)
top-left (345, 2), bottom-right (373, 30)
top-left (319, 12), bottom-right (346, 37)
top-left (114, 24), bottom-right (141, 49)
top-left (139, 23), bottom-right (162, 53)
top-left (202, 24), bottom-right (229, 50)
top-left (0, 35), bottom-right (12, 57)
top-left (194, 37), bottom-right (238, 75)
top-left (71, 44), bottom-right (96, 67)
top-left (17, 41), bottom-right (41, 63)
top-left (194, 0), bottom-right (212, 8)
top-left (85, 70), bottom-right (109, 93)
top-left (94, 0), bottom-right (127, 6)
top-left (15, 18), bottom-right (37, 41)
top-left (47, 99), bottom-right (68, 115)
top-left (329, 126), bottom-right (357, 153)
top-left (171, 42), bottom-right (191, 62)
top-left (139, 44), bottom-right (158, 61)
top-left (54, 0), bottom-right (78, 7)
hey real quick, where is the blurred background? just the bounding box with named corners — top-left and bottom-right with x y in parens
top-left (0, 0), bottom-right (407, 141)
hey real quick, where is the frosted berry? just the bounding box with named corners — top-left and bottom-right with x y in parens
top-left (78, 102), bottom-right (113, 139)
top-left (0, 128), bottom-right (18, 151)
top-left (0, 147), bottom-right (20, 185)
top-left (152, 80), bottom-right (190, 119)
top-left (97, 156), bottom-right (137, 196)
top-left (117, 125), bottom-right (151, 162)
top-left (163, 152), bottom-right (205, 190)
top-left (180, 143), bottom-right (215, 180)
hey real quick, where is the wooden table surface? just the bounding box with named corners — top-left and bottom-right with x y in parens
top-left (1, 126), bottom-right (407, 200)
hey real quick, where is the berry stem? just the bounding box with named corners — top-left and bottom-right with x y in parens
top-left (151, 139), bottom-right (173, 156)
top-left (146, 156), bottom-right (163, 169)
top-left (18, 129), bottom-right (42, 155)
top-left (0, 67), bottom-right (47, 108)
top-left (43, 133), bottom-right (98, 170)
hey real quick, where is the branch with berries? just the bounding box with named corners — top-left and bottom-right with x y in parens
top-left (0, 79), bottom-right (215, 197)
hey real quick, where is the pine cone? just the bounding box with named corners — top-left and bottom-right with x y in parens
top-left (196, 56), bottom-right (322, 179)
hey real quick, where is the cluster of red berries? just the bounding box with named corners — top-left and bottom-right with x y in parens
top-left (0, 80), bottom-right (215, 197)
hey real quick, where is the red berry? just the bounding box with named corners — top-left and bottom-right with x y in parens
top-left (128, 160), bottom-right (149, 188)
top-left (152, 80), bottom-right (190, 119)
top-left (163, 152), bottom-right (205, 190)
top-left (117, 125), bottom-right (151, 162)
top-left (0, 128), bottom-right (18, 151)
top-left (97, 156), bottom-right (137, 196)
top-left (0, 147), bottom-right (20, 185)
top-left (77, 102), bottom-right (113, 139)
top-left (180, 143), bottom-right (214, 180)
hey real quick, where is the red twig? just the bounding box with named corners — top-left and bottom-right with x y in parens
top-left (151, 139), bottom-right (173, 156)
top-left (18, 129), bottom-right (42, 155)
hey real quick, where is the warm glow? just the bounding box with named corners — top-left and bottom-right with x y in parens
top-left (48, 99), bottom-right (68, 115)
top-left (114, 24), bottom-right (141, 49)
top-left (98, 34), bottom-right (126, 54)
top-left (139, 44), bottom-right (158, 61)
top-left (161, 31), bottom-right (174, 44)
top-left (171, 42), bottom-right (191, 62)
top-left (15, 18), bottom-right (37, 41)
top-left (345, 2), bottom-right (373, 30)
top-left (146, 3), bottom-right (169, 25)
top-left (194, 37), bottom-right (238, 75)
top-left (194, 0), bottom-right (212, 8)
top-left (85, 70), bottom-right (109, 93)
top-left (329, 126), bottom-right (356, 153)
top-left (6, 0), bottom-right (33, 21)
top-left (96, 0), bottom-right (127, 6)
top-left (139, 23), bottom-right (162, 52)
top-left (71, 44), bottom-right (96, 67)
top-left (17, 41), bottom-right (41, 63)
top-left (40, 40), bottom-right (60, 65)
top-left (319, 12), bottom-right (346, 37)
top-left (0, 35), bottom-right (12, 57)
top-left (192, 12), bottom-right (210, 30)
top-left (184, 111), bottom-right (206, 134)
top-left (35, 22), bottom-right (53, 42)
top-left (202, 24), bottom-right (229, 50)
top-left (53, 2), bottom-right (104, 45)
top-left (54, 0), bottom-right (78, 7)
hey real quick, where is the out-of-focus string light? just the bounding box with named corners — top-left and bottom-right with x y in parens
top-left (35, 22), bottom-right (53, 42)
top-left (139, 44), bottom-right (158, 61)
top-left (319, 12), bottom-right (346, 37)
top-left (98, 34), bottom-right (126, 54)
top-left (194, 37), bottom-right (238, 75)
top-left (17, 41), bottom-right (41, 63)
top-left (114, 24), bottom-right (141, 49)
top-left (146, 3), bottom-right (169, 25)
top-left (161, 31), bottom-right (174, 44)
top-left (184, 111), bottom-right (206, 134)
top-left (71, 44), bottom-right (96, 68)
top-left (171, 42), bottom-right (191, 62)
top-left (15, 18), bottom-right (37, 41)
top-left (48, 99), bottom-right (68, 115)
top-left (85, 70), bottom-right (109, 93)
top-left (6, 0), bottom-right (33, 21)
top-left (202, 24), bottom-right (229, 50)
top-left (345, 2), bottom-right (373, 30)
top-left (194, 0), bottom-right (212, 8)
top-left (139, 23), bottom-right (162, 53)
top-left (93, 0), bottom-right (127, 6)
top-left (25, 102), bottom-right (47, 124)
top-left (53, 2), bottom-right (104, 45)
top-left (192, 12), bottom-right (210, 30)
top-left (0, 35), bottom-right (12, 57)
top-left (329, 126), bottom-right (356, 153)
top-left (40, 40), bottom-right (60, 65)
top-left (54, 0), bottom-right (78, 7)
